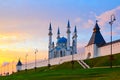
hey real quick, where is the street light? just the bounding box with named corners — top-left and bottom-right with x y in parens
top-left (25, 54), bottom-right (28, 71)
top-left (34, 49), bottom-right (38, 70)
top-left (109, 14), bottom-right (116, 68)
top-left (1, 66), bottom-right (2, 76)
top-left (71, 52), bottom-right (74, 69)
top-left (12, 61), bottom-right (14, 73)
top-left (48, 51), bottom-right (51, 68)
top-left (7, 63), bottom-right (9, 75)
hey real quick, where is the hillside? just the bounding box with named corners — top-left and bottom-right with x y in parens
top-left (0, 53), bottom-right (120, 80)
top-left (84, 53), bottom-right (120, 68)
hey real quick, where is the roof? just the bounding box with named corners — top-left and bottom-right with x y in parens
top-left (57, 37), bottom-right (67, 44)
top-left (16, 60), bottom-right (22, 66)
top-left (87, 22), bottom-right (106, 46)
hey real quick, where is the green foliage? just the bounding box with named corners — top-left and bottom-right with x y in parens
top-left (1, 53), bottom-right (120, 80)
top-left (84, 53), bottom-right (120, 68)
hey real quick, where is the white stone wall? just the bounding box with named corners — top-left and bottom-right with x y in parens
top-left (16, 66), bottom-right (22, 71)
top-left (94, 44), bottom-right (98, 57)
top-left (99, 42), bottom-right (120, 56)
top-left (20, 41), bottom-right (120, 71)
top-left (21, 53), bottom-right (85, 70)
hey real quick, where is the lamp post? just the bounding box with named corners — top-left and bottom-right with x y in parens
top-left (71, 52), bottom-right (74, 69)
top-left (109, 14), bottom-right (116, 68)
top-left (12, 61), bottom-right (14, 73)
top-left (48, 51), bottom-right (51, 68)
top-left (1, 66), bottom-right (2, 76)
top-left (25, 54), bottom-right (28, 71)
top-left (7, 63), bottom-right (9, 75)
top-left (3, 65), bottom-right (5, 75)
top-left (34, 49), bottom-right (38, 70)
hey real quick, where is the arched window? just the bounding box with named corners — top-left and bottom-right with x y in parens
top-left (87, 52), bottom-right (91, 59)
top-left (60, 51), bottom-right (62, 57)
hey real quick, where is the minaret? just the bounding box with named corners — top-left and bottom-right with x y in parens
top-left (66, 20), bottom-right (71, 50)
top-left (57, 27), bottom-right (60, 39)
top-left (73, 26), bottom-right (77, 54)
top-left (48, 23), bottom-right (53, 58)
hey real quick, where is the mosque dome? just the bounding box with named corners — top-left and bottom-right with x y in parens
top-left (57, 37), bottom-right (67, 44)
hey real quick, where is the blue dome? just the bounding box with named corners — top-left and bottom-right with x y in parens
top-left (57, 37), bottom-right (67, 43)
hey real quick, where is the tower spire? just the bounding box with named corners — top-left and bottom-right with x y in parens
top-left (57, 27), bottom-right (60, 35)
top-left (57, 27), bottom-right (60, 39)
top-left (67, 20), bottom-right (70, 28)
top-left (74, 25), bottom-right (77, 33)
top-left (49, 22), bottom-right (52, 30)
top-left (93, 20), bottom-right (100, 32)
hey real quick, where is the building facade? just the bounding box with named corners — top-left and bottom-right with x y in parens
top-left (85, 21), bottom-right (120, 59)
top-left (48, 21), bottom-right (77, 59)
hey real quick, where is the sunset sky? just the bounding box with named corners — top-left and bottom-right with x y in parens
top-left (0, 0), bottom-right (120, 66)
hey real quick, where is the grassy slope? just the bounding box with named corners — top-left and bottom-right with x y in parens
top-left (1, 67), bottom-right (120, 80)
top-left (84, 53), bottom-right (120, 68)
top-left (0, 53), bottom-right (120, 80)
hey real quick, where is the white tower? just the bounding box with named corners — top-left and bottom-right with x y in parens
top-left (72, 26), bottom-right (77, 54)
top-left (16, 59), bottom-right (22, 72)
top-left (66, 20), bottom-right (71, 51)
top-left (48, 23), bottom-right (53, 59)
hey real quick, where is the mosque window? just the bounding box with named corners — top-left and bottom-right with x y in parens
top-left (60, 51), bottom-right (62, 57)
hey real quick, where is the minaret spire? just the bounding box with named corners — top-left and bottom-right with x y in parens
top-left (67, 20), bottom-right (70, 28)
top-left (49, 22), bottom-right (52, 30)
top-left (74, 25), bottom-right (77, 33)
top-left (57, 27), bottom-right (60, 39)
top-left (93, 20), bottom-right (100, 32)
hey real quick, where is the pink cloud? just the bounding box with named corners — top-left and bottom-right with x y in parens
top-left (74, 17), bottom-right (81, 23)
top-left (83, 19), bottom-right (94, 28)
top-left (96, 6), bottom-right (120, 27)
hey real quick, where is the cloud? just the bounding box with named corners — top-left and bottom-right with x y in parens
top-left (74, 17), bottom-right (81, 23)
top-left (95, 6), bottom-right (120, 41)
top-left (2, 62), bottom-right (9, 66)
top-left (96, 6), bottom-right (120, 27)
top-left (83, 19), bottom-right (94, 28)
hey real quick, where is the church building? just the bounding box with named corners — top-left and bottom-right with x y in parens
top-left (48, 21), bottom-right (77, 59)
